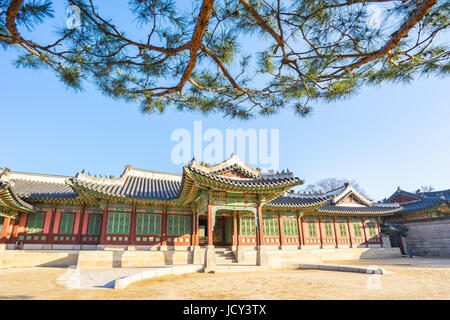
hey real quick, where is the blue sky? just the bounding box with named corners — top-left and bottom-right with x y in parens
top-left (0, 1), bottom-right (449, 201)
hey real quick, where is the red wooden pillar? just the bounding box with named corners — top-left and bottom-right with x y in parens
top-left (11, 217), bottom-right (20, 241)
top-left (0, 217), bottom-right (10, 242)
top-left (6, 218), bottom-right (16, 243)
top-left (207, 204), bottom-right (213, 246)
top-left (346, 217), bottom-right (353, 248)
top-left (278, 213), bottom-right (284, 246)
top-left (191, 212), bottom-right (196, 246)
top-left (297, 213), bottom-right (304, 246)
top-left (17, 213), bottom-right (28, 236)
top-left (81, 210), bottom-right (90, 236)
top-left (237, 213), bottom-right (241, 246)
top-left (232, 213), bottom-right (237, 247)
top-left (332, 217), bottom-right (339, 248)
top-left (78, 207), bottom-right (85, 241)
top-left (318, 217), bottom-right (324, 248)
top-left (100, 206), bottom-right (108, 244)
top-left (52, 210), bottom-right (61, 235)
top-left (361, 217), bottom-right (368, 248)
top-left (161, 207), bottom-right (168, 247)
top-left (257, 206), bottom-right (264, 246)
top-left (129, 205), bottom-right (137, 245)
top-left (46, 208), bottom-right (56, 244)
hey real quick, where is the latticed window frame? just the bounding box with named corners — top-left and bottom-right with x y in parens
top-left (308, 221), bottom-right (317, 237)
top-left (367, 222), bottom-right (377, 237)
top-left (26, 212), bottom-right (45, 234)
top-left (353, 222), bottom-right (362, 237)
top-left (59, 213), bottom-right (75, 235)
top-left (106, 211), bottom-right (131, 235)
top-left (240, 217), bottom-right (256, 236)
top-left (87, 214), bottom-right (102, 235)
top-left (282, 218), bottom-right (298, 237)
top-left (324, 222), bottom-right (333, 237)
top-left (136, 213), bottom-right (162, 236)
top-left (167, 214), bottom-right (191, 236)
top-left (263, 218), bottom-right (279, 237)
top-left (339, 222), bottom-right (348, 237)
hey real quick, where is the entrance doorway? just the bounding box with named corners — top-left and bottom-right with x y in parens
top-left (198, 216), bottom-right (233, 246)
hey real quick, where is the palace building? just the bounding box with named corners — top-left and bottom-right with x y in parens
top-left (382, 187), bottom-right (450, 257)
top-left (0, 154), bottom-right (406, 268)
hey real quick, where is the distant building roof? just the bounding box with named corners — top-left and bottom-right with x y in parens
top-left (385, 187), bottom-right (449, 214)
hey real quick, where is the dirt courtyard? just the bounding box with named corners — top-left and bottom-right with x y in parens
top-left (0, 257), bottom-right (449, 300)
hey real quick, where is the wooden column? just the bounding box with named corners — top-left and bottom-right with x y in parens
top-left (318, 217), bottom-right (324, 248)
top-left (361, 217), bottom-right (368, 248)
top-left (232, 213), bottom-right (238, 247)
top-left (78, 207), bottom-right (85, 240)
top-left (346, 216), bottom-right (353, 248)
top-left (52, 210), bottom-right (61, 235)
top-left (237, 213), bottom-right (241, 246)
top-left (207, 204), bottom-right (213, 246)
top-left (81, 209), bottom-right (90, 236)
top-left (11, 217), bottom-right (20, 240)
top-left (257, 206), bottom-right (264, 246)
top-left (47, 208), bottom-right (56, 244)
top-left (129, 205), bottom-right (137, 245)
top-left (297, 213), bottom-right (304, 246)
top-left (100, 206), bottom-right (108, 244)
top-left (17, 213), bottom-right (28, 236)
top-left (191, 212), bottom-right (197, 246)
top-left (332, 217), bottom-right (339, 248)
top-left (278, 213), bottom-right (284, 247)
top-left (161, 207), bottom-right (168, 247)
top-left (0, 217), bottom-right (10, 242)
top-left (6, 218), bottom-right (16, 243)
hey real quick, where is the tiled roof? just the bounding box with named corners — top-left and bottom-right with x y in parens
top-left (267, 193), bottom-right (329, 207)
top-left (385, 187), bottom-right (449, 214)
top-left (419, 189), bottom-right (450, 200)
top-left (0, 171), bottom-right (77, 199)
top-left (187, 165), bottom-right (301, 188)
top-left (397, 198), bottom-right (444, 213)
top-left (268, 184), bottom-right (399, 215)
top-left (317, 204), bottom-right (401, 215)
top-left (70, 173), bottom-right (181, 200)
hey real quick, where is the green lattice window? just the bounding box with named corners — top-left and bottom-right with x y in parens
top-left (240, 217), bottom-right (256, 236)
top-left (87, 215), bottom-right (102, 235)
top-left (308, 221), bottom-right (317, 237)
top-left (263, 218), bottom-right (279, 236)
top-left (167, 215), bottom-right (191, 235)
top-left (106, 212), bottom-right (130, 234)
top-left (339, 223), bottom-right (348, 237)
top-left (367, 222), bottom-right (377, 237)
top-left (353, 222), bottom-right (362, 237)
top-left (59, 213), bottom-right (74, 234)
top-left (282, 218), bottom-right (298, 236)
top-left (26, 212), bottom-right (45, 234)
top-left (324, 222), bottom-right (333, 237)
top-left (136, 214), bottom-right (161, 235)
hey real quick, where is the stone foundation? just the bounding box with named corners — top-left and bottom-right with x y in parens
top-left (0, 246), bottom-right (401, 268)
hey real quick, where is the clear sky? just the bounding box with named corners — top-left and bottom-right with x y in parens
top-left (0, 1), bottom-right (449, 201)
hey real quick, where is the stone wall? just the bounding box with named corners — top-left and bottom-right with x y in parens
top-left (0, 250), bottom-right (79, 267)
top-left (404, 219), bottom-right (450, 257)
